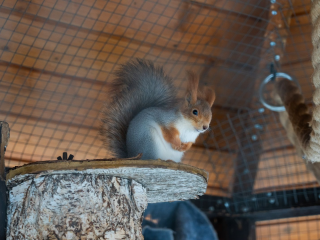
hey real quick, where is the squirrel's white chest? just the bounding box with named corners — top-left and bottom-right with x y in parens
top-left (174, 117), bottom-right (200, 143)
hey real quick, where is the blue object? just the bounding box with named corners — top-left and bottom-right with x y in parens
top-left (142, 201), bottom-right (219, 240)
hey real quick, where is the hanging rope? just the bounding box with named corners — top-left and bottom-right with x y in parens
top-left (275, 79), bottom-right (312, 150)
top-left (273, 1), bottom-right (320, 162)
top-left (306, 0), bottom-right (320, 162)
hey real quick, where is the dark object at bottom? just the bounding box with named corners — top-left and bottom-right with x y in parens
top-left (0, 180), bottom-right (6, 239)
top-left (210, 217), bottom-right (255, 240)
top-left (142, 201), bottom-right (218, 240)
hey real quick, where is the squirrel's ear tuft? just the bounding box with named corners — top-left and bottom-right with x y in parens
top-left (186, 71), bottom-right (199, 105)
top-left (204, 87), bottom-right (216, 107)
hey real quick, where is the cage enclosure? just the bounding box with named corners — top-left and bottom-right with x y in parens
top-left (0, 0), bottom-right (318, 239)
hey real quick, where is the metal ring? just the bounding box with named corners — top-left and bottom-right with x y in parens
top-left (259, 72), bottom-right (300, 112)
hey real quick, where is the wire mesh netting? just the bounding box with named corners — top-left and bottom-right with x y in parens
top-left (0, 0), bottom-right (318, 237)
top-left (256, 215), bottom-right (320, 240)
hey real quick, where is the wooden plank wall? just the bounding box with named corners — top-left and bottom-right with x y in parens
top-left (254, 149), bottom-right (317, 193)
top-left (254, 113), bottom-right (319, 194)
top-left (183, 147), bottom-right (235, 197)
top-left (0, 0), bottom-right (316, 199)
top-left (0, 0), bottom-right (269, 199)
top-left (282, 7), bottom-right (313, 98)
top-left (256, 215), bottom-right (320, 240)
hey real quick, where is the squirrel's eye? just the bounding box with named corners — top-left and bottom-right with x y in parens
top-left (192, 109), bottom-right (198, 116)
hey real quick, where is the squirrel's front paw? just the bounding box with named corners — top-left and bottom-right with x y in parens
top-left (171, 144), bottom-right (182, 151)
top-left (171, 142), bottom-right (192, 152)
top-left (180, 142), bottom-right (193, 152)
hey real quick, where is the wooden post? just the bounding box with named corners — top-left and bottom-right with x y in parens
top-left (0, 122), bottom-right (9, 240)
top-left (6, 159), bottom-right (208, 239)
top-left (0, 122), bottom-right (9, 180)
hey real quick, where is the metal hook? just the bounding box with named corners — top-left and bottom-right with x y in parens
top-left (270, 63), bottom-right (277, 81)
top-left (259, 72), bottom-right (301, 112)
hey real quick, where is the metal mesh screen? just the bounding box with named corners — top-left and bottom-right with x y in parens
top-left (0, 0), bottom-right (317, 237)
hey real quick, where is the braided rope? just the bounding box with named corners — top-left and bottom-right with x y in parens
top-left (275, 79), bottom-right (312, 150)
top-left (276, 1), bottom-right (320, 162)
top-left (305, 0), bottom-right (320, 162)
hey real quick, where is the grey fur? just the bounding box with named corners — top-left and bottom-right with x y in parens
top-left (100, 59), bottom-right (179, 158)
top-left (126, 107), bottom-right (179, 160)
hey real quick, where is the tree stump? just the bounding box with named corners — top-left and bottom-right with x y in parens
top-left (6, 159), bottom-right (208, 239)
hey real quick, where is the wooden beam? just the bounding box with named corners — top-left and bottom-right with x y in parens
top-left (0, 5), bottom-right (256, 70)
top-left (0, 122), bottom-right (9, 180)
top-left (0, 60), bottom-right (108, 87)
top-left (253, 181), bottom-right (318, 195)
top-left (189, 1), bottom-right (263, 22)
top-left (177, 0), bottom-right (264, 33)
top-left (251, 205), bottom-right (320, 221)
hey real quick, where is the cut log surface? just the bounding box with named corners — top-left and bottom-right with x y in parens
top-left (6, 159), bottom-right (208, 239)
top-left (6, 159), bottom-right (209, 203)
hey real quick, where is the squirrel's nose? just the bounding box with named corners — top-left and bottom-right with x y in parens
top-left (203, 125), bottom-right (208, 131)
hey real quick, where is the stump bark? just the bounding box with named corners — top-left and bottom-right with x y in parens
top-left (6, 159), bottom-right (208, 240)
top-left (7, 174), bottom-right (147, 240)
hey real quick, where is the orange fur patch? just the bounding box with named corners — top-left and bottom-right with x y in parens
top-left (180, 142), bottom-right (193, 152)
top-left (161, 125), bottom-right (181, 149)
top-left (161, 126), bottom-right (193, 152)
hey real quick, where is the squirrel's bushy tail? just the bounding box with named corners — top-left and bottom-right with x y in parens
top-left (100, 59), bottom-right (178, 158)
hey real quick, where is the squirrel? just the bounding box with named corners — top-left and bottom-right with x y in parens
top-left (100, 59), bottom-right (215, 162)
